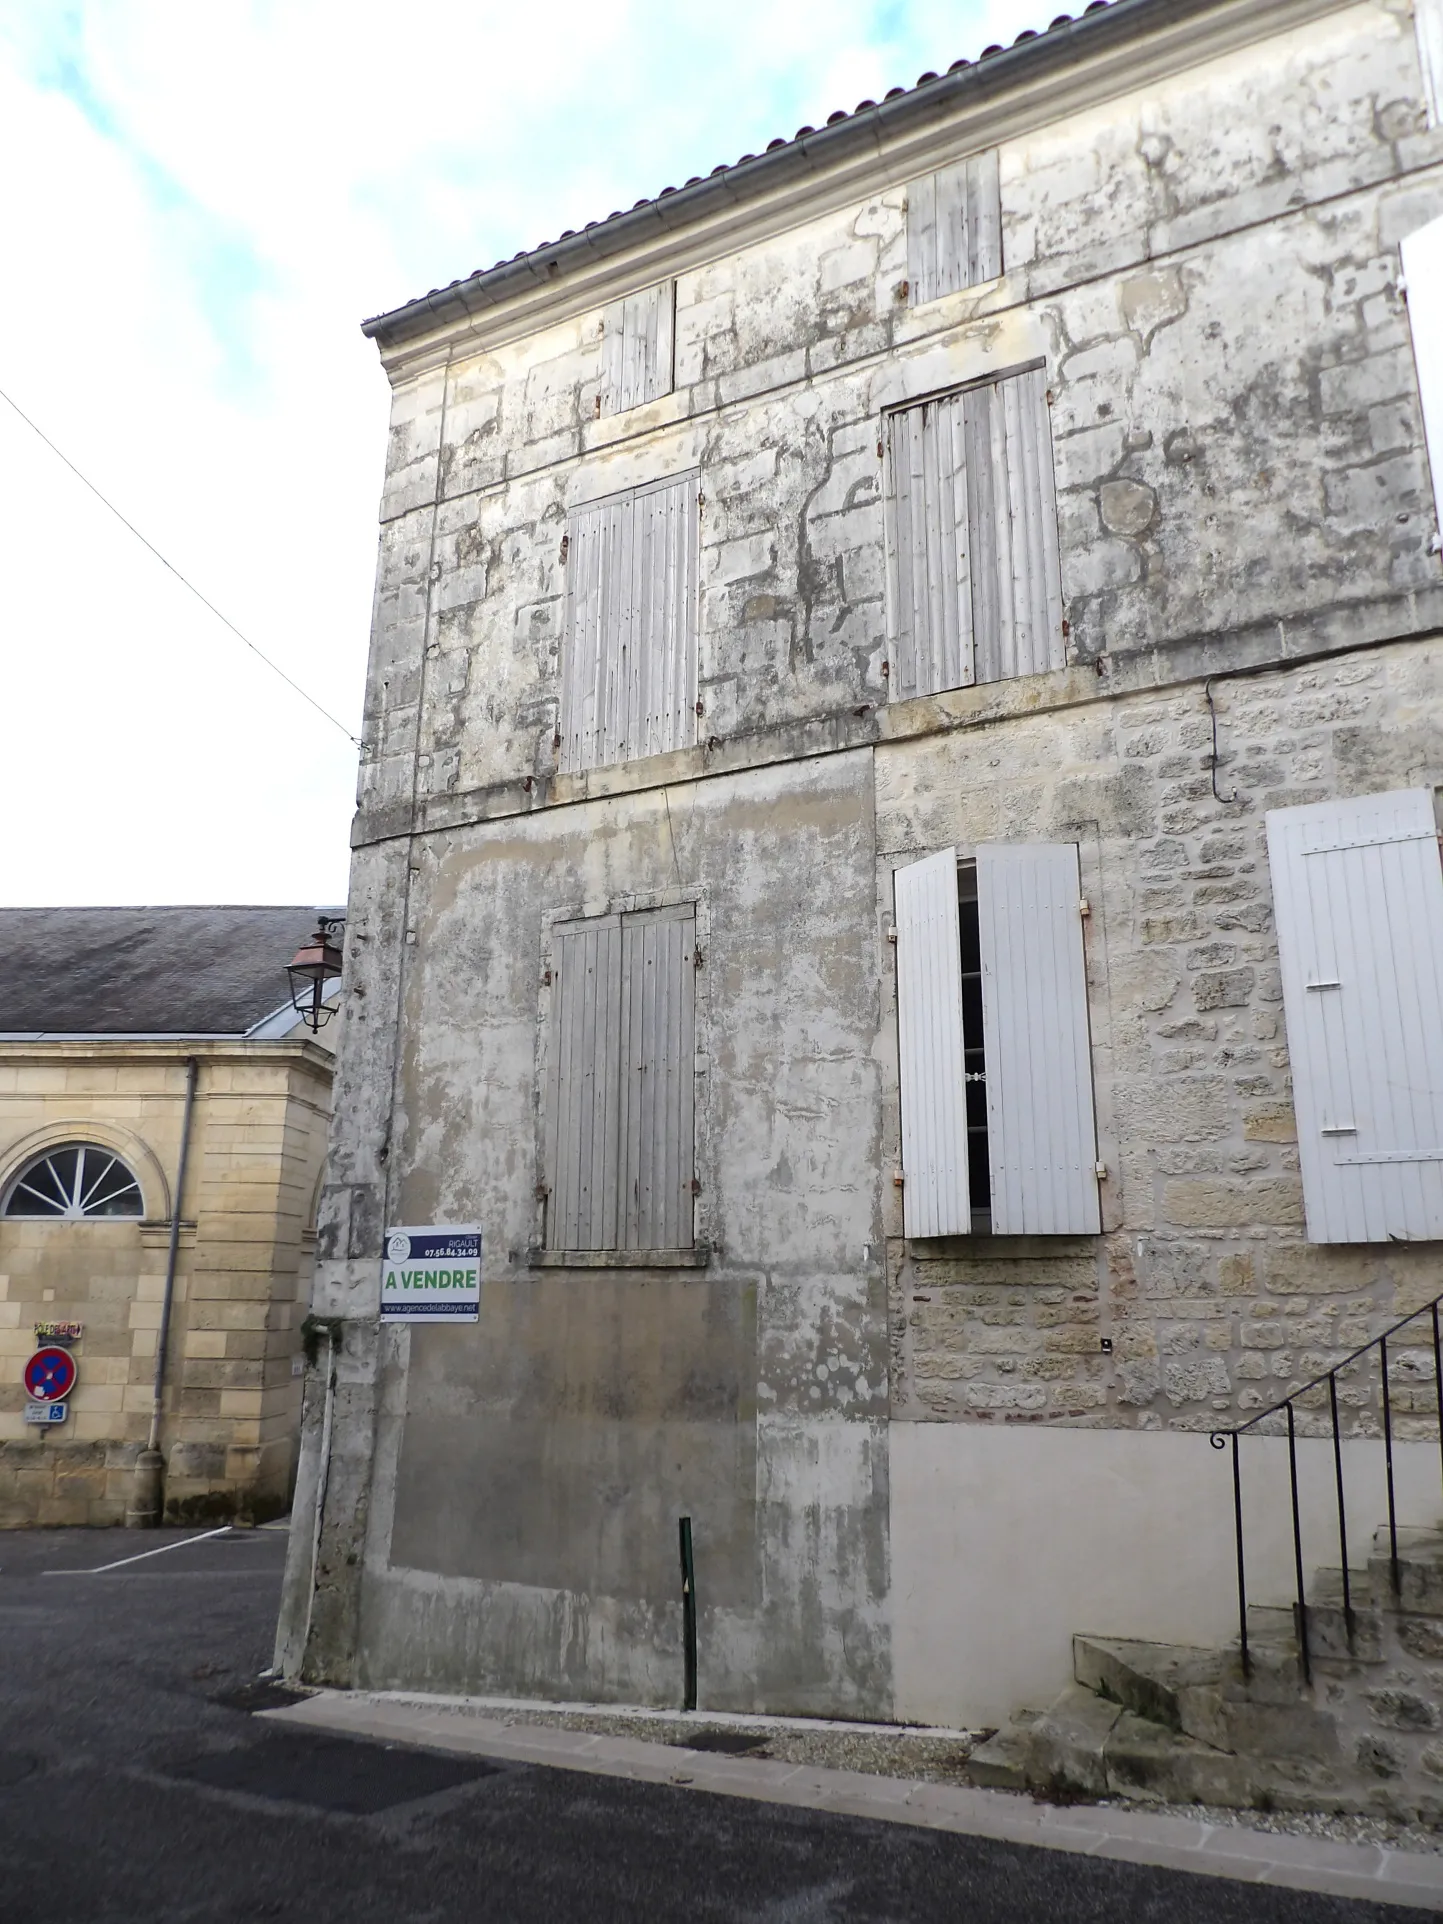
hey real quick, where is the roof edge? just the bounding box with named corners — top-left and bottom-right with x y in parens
top-left (361, 0), bottom-right (1319, 359)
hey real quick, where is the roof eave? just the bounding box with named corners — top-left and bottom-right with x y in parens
top-left (360, 0), bottom-right (1190, 354)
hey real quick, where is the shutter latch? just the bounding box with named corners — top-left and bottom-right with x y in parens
top-left (886, 926), bottom-right (898, 944)
top-left (893, 1170), bottom-right (905, 1187)
top-left (1079, 897), bottom-right (1091, 918)
top-left (1095, 1161), bottom-right (1109, 1181)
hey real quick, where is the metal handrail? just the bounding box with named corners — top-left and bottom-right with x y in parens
top-left (1210, 1288), bottom-right (1443, 1684)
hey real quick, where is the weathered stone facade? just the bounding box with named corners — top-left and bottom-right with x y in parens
top-left (282, 0), bottom-right (1443, 1727)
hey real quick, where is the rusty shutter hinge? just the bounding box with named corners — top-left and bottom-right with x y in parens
top-left (690, 1178), bottom-right (702, 1195)
top-left (542, 968), bottom-right (552, 986)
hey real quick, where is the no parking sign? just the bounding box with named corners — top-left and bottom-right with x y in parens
top-left (24, 1345), bottom-right (78, 1403)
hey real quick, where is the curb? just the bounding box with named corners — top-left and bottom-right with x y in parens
top-left (263, 1690), bottom-right (1443, 1911)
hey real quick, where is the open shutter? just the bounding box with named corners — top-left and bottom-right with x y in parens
top-left (546, 915), bottom-right (624, 1250)
top-left (1402, 215), bottom-right (1443, 539)
top-left (1417, 0), bottom-right (1443, 126)
top-left (976, 842), bottom-right (1100, 1235)
top-left (965, 369), bottom-right (1064, 685)
top-left (894, 850), bottom-right (970, 1236)
top-left (1267, 789), bottom-right (1443, 1243)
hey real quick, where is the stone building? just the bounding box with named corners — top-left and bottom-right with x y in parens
top-left (0, 908), bottom-right (337, 1525)
top-left (279, 0), bottom-right (1443, 1742)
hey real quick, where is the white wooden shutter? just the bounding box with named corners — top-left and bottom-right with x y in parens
top-left (976, 842), bottom-right (1101, 1235)
top-left (1267, 789), bottom-right (1443, 1243)
top-left (907, 151), bottom-right (1002, 305)
top-left (894, 850), bottom-right (970, 1236)
top-left (1402, 215), bottom-right (1443, 538)
top-left (600, 282), bottom-right (675, 415)
top-left (560, 473), bottom-right (698, 774)
top-left (1417, 0), bottom-right (1443, 126)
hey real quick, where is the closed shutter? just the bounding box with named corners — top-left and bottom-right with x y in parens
top-left (1267, 789), bottom-right (1443, 1243)
top-left (887, 368), bottom-right (1063, 697)
top-left (889, 393), bottom-right (972, 700)
top-left (1402, 215), bottom-right (1443, 538)
top-left (546, 915), bottom-right (625, 1250)
top-left (975, 842), bottom-right (1100, 1235)
top-left (600, 282), bottom-right (675, 415)
top-left (894, 849), bottom-right (971, 1236)
top-left (560, 473), bottom-right (698, 774)
top-left (618, 904), bottom-right (696, 1248)
top-left (907, 150), bottom-right (1002, 305)
top-left (546, 905), bottom-right (696, 1251)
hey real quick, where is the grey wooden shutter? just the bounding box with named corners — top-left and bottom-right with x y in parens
top-left (546, 914), bottom-right (625, 1250)
top-left (1267, 789), bottom-right (1443, 1243)
top-left (964, 368), bottom-right (1064, 684)
top-left (560, 473), bottom-right (698, 774)
top-left (975, 842), bottom-right (1100, 1235)
top-left (888, 392), bottom-right (972, 700)
top-left (546, 905), bottom-right (695, 1251)
top-left (618, 904), bottom-right (695, 1248)
top-left (600, 282), bottom-right (676, 415)
top-left (907, 150), bottom-right (1002, 306)
top-left (887, 368), bottom-right (1062, 697)
top-left (1402, 215), bottom-right (1443, 538)
top-left (894, 849), bottom-right (971, 1236)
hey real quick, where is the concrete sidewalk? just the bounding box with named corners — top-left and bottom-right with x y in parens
top-left (265, 1690), bottom-right (1443, 1913)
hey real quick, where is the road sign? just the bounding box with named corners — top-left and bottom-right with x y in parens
top-left (380, 1225), bottom-right (481, 1323)
top-left (24, 1401), bottom-right (67, 1425)
top-left (24, 1346), bottom-right (78, 1402)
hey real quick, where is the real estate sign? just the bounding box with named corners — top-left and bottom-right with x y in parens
top-left (380, 1225), bottom-right (481, 1322)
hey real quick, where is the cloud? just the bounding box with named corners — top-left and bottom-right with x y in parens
top-left (0, 0), bottom-right (1043, 905)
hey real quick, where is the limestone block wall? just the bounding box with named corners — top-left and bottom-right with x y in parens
top-left (879, 637), bottom-right (1443, 1435)
top-left (0, 1043), bottom-right (332, 1526)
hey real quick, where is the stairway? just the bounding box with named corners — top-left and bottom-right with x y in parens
top-left (968, 1524), bottom-right (1443, 1821)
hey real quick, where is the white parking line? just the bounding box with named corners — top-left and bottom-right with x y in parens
top-left (43, 1526), bottom-right (233, 1575)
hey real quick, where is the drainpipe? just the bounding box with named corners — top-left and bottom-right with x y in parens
top-left (126, 1055), bottom-right (199, 1528)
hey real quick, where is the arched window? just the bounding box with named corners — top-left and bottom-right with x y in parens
top-left (2, 1144), bottom-right (144, 1219)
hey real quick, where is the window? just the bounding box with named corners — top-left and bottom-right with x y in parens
top-left (543, 904), bottom-right (696, 1253)
top-left (1402, 214), bottom-right (1443, 535)
top-left (3, 1144), bottom-right (143, 1219)
top-left (559, 472), bottom-right (699, 775)
top-left (894, 844), bottom-right (1100, 1236)
top-left (599, 282), bottom-right (675, 416)
top-left (886, 367), bottom-right (1064, 699)
top-left (1268, 788), bottom-right (1443, 1243)
top-left (907, 151), bottom-right (1002, 305)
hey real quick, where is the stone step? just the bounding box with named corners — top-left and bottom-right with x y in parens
top-left (1368, 1525), bottom-right (1443, 1615)
top-left (1010, 1684), bottom-right (1260, 1808)
top-left (965, 1722), bottom-right (1031, 1791)
top-left (1072, 1634), bottom-right (1222, 1731)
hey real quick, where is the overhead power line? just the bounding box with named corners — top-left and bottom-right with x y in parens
top-left (0, 382), bottom-right (361, 747)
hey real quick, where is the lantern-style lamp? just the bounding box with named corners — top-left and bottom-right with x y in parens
top-left (286, 915), bottom-right (345, 1033)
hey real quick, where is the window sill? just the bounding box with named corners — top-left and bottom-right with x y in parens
top-left (528, 1245), bottom-right (710, 1270)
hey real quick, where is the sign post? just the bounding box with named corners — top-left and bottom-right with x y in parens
top-left (380, 1225), bottom-right (481, 1324)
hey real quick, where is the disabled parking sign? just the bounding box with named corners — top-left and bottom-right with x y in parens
top-left (380, 1225), bottom-right (481, 1323)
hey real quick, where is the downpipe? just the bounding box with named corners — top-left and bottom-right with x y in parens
top-left (125, 1055), bottom-right (198, 1527)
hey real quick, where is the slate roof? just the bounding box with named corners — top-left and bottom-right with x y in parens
top-left (0, 907), bottom-right (342, 1037)
top-left (363, 0), bottom-right (1149, 347)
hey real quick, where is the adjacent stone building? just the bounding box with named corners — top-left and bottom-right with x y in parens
top-left (0, 908), bottom-right (337, 1525)
top-left (279, 0), bottom-right (1443, 1733)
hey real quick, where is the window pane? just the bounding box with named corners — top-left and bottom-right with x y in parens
top-left (4, 1145), bottom-right (143, 1219)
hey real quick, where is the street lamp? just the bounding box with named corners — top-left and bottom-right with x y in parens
top-left (286, 915), bottom-right (345, 1033)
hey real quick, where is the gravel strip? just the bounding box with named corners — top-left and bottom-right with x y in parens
top-left (474, 1705), bottom-right (1443, 1852)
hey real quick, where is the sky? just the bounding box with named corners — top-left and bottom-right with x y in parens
top-left (0, 0), bottom-right (1042, 908)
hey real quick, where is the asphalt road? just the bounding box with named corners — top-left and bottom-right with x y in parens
top-left (0, 1525), bottom-right (1405, 1923)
